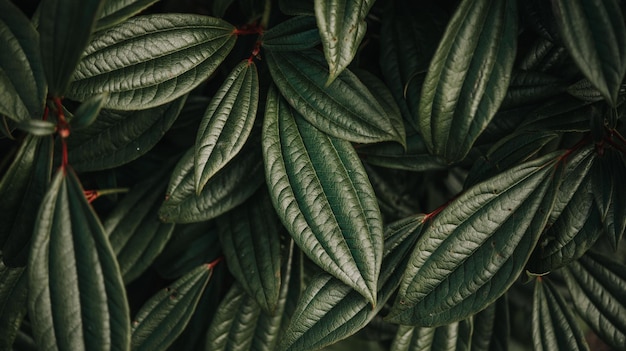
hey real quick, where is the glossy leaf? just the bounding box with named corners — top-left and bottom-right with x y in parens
top-left (0, 263), bottom-right (27, 351)
top-left (532, 278), bottom-right (590, 351)
top-left (518, 95), bottom-right (593, 132)
top-left (552, 0), bottom-right (626, 105)
top-left (70, 93), bottom-right (108, 130)
top-left (131, 263), bottom-right (213, 351)
top-left (388, 153), bottom-right (559, 326)
top-left (418, 0), bottom-right (518, 163)
top-left (501, 71), bottom-right (565, 109)
top-left (262, 16), bottom-right (320, 51)
top-left (314, 0), bottom-right (373, 84)
top-left (278, 214), bottom-right (425, 351)
top-left (104, 166), bottom-right (175, 283)
top-left (265, 49), bottom-right (403, 145)
top-left (390, 319), bottom-right (473, 351)
top-left (68, 14), bottom-right (236, 110)
top-left (562, 252), bottom-right (626, 350)
top-left (0, 0), bottom-right (46, 121)
top-left (39, 0), bottom-right (104, 95)
top-left (262, 87), bottom-right (383, 304)
top-left (471, 296), bottom-right (510, 351)
top-left (0, 135), bottom-right (53, 267)
top-left (28, 168), bottom-right (130, 351)
top-left (217, 189), bottom-right (282, 314)
top-left (67, 95), bottom-right (187, 171)
top-left (97, 0), bottom-right (160, 30)
top-left (159, 139), bottom-right (264, 223)
top-left (194, 60), bottom-right (258, 193)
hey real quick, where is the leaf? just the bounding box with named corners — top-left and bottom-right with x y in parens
top-left (518, 36), bottom-right (568, 73)
top-left (217, 189), bottom-right (282, 314)
top-left (552, 0), bottom-right (626, 105)
top-left (279, 0), bottom-right (314, 16)
top-left (68, 14), bottom-right (236, 110)
top-left (16, 119), bottom-right (56, 136)
top-left (67, 95), bottom-right (187, 171)
top-left (70, 93), bottom-right (108, 130)
top-left (159, 138), bottom-right (264, 223)
top-left (314, 0), bottom-right (373, 84)
top-left (265, 49), bottom-right (403, 145)
top-left (212, 0), bottom-right (235, 17)
top-left (501, 71), bottom-right (566, 109)
top-left (562, 252), bottom-right (626, 350)
top-left (592, 148), bottom-right (626, 249)
top-left (262, 87), bottom-right (383, 304)
top-left (97, 0), bottom-right (160, 30)
top-left (418, 0), bottom-right (518, 163)
top-left (278, 214), bottom-right (425, 351)
top-left (0, 263), bottom-right (28, 351)
top-left (390, 319), bottom-right (473, 351)
top-left (566, 79), bottom-right (605, 103)
top-left (104, 166), bottom-right (175, 284)
top-left (0, 0), bottom-right (46, 121)
top-left (532, 278), bottom-right (590, 351)
top-left (28, 168), bottom-right (130, 351)
top-left (131, 263), bottom-right (213, 351)
top-left (39, 0), bottom-right (104, 95)
top-left (0, 135), bottom-right (53, 267)
top-left (388, 152), bottom-right (560, 326)
top-left (357, 134), bottom-right (447, 172)
top-left (471, 296), bottom-right (510, 351)
top-left (194, 60), bottom-right (258, 194)
top-left (262, 16), bottom-right (321, 51)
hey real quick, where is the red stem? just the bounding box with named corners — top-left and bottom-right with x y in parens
top-left (207, 256), bottom-right (224, 270)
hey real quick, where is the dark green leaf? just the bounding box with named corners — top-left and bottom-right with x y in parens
top-left (566, 79), bottom-right (605, 103)
top-left (592, 148), bottom-right (626, 249)
top-left (388, 153), bottom-right (560, 326)
top-left (97, 0), bottom-right (160, 30)
top-left (195, 60), bottom-right (258, 193)
top-left (278, 214), bottom-right (425, 351)
top-left (0, 263), bottom-right (27, 351)
top-left (0, 135), bottom-right (53, 267)
top-left (518, 36), bottom-right (568, 73)
top-left (532, 278), bottom-right (590, 351)
top-left (265, 49), bottom-right (404, 145)
top-left (562, 252), bottom-right (626, 350)
top-left (104, 166), bottom-right (175, 284)
top-left (159, 138), bottom-right (264, 223)
top-left (67, 95), bottom-right (187, 171)
top-left (131, 263), bottom-right (214, 351)
top-left (68, 14), bottom-right (236, 110)
top-left (16, 119), bottom-right (56, 136)
top-left (39, 0), bottom-right (104, 95)
top-left (262, 87), bottom-right (383, 304)
top-left (471, 296), bottom-right (510, 351)
top-left (217, 189), bottom-right (282, 314)
top-left (279, 0), bottom-right (314, 16)
top-left (418, 0), bottom-right (518, 163)
top-left (501, 71), bottom-right (565, 109)
top-left (212, 0), bottom-right (235, 17)
top-left (390, 319), bottom-right (473, 351)
top-left (518, 95), bottom-right (593, 132)
top-left (314, 0), bottom-right (373, 84)
top-left (69, 93), bottom-right (108, 130)
top-left (552, 0), bottom-right (626, 105)
top-left (0, 0), bottom-right (46, 121)
top-left (357, 134), bottom-right (447, 172)
top-left (28, 168), bottom-right (130, 351)
top-left (262, 16), bottom-right (320, 51)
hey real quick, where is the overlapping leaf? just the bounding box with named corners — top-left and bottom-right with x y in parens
top-left (592, 148), bottom-right (626, 249)
top-left (69, 93), bottom-right (108, 130)
top-left (388, 152), bottom-right (560, 326)
top-left (0, 0), bottom-right (46, 122)
top-left (357, 133), bottom-right (447, 172)
top-left (501, 71), bottom-right (565, 109)
top-left (262, 16), bottom-right (320, 51)
top-left (265, 49), bottom-right (403, 145)
top-left (194, 60), bottom-right (258, 193)
top-left (390, 319), bottom-right (473, 351)
top-left (552, 0), bottom-right (626, 105)
top-left (96, 0), bottom-right (160, 30)
top-left (0, 263), bottom-right (27, 351)
top-left (471, 296), bottom-right (509, 351)
top-left (68, 14), bottom-right (236, 110)
top-left (518, 95), bottom-right (593, 132)
top-left (131, 263), bottom-right (214, 351)
top-left (418, 0), bottom-right (518, 163)
top-left (262, 87), bottom-right (383, 304)
top-left (28, 168), bottom-right (130, 351)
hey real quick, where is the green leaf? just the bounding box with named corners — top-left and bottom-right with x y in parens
top-left (592, 148), bottom-right (626, 249)
top-left (159, 138), bottom-right (264, 223)
top-left (279, 0), bottom-right (314, 16)
top-left (517, 36), bottom-right (568, 73)
top-left (104, 166), bottom-right (175, 284)
top-left (262, 87), bottom-right (383, 304)
top-left (562, 252), bottom-right (626, 350)
top-left (68, 14), bottom-right (236, 110)
top-left (212, 0), bottom-right (235, 17)
top-left (471, 296), bottom-right (510, 351)
top-left (357, 133), bottom-right (447, 172)
top-left (0, 0), bottom-right (46, 122)
top-left (0, 263), bottom-right (27, 351)
top-left (278, 214), bottom-right (425, 351)
top-left (28, 168), bottom-right (130, 351)
top-left (16, 119), bottom-right (56, 136)
top-left (39, 0), bottom-right (105, 96)
top-left (388, 153), bottom-right (560, 326)
top-left (314, 0), bottom-right (373, 84)
top-left (194, 60), bottom-right (258, 194)
top-left (0, 135), bottom-right (53, 267)
top-left (67, 95), bottom-right (187, 171)
top-left (131, 263), bottom-right (213, 351)
top-left (566, 78), bottom-right (605, 103)
top-left (501, 71), bottom-right (565, 109)
top-left (552, 0), bottom-right (626, 105)
top-left (532, 278), bottom-right (590, 351)
top-left (518, 95), bottom-right (593, 132)
top-left (262, 16), bottom-right (320, 51)
top-left (390, 319), bottom-right (473, 351)
top-left (217, 189), bottom-right (282, 314)
top-left (418, 0), bottom-right (518, 163)
top-left (97, 0), bottom-right (160, 30)
top-left (69, 93), bottom-right (108, 130)
top-left (265, 49), bottom-right (403, 145)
